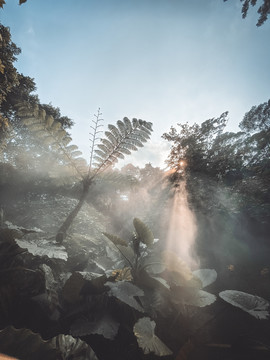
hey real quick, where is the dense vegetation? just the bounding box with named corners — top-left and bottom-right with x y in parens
top-left (0, 15), bottom-right (270, 360)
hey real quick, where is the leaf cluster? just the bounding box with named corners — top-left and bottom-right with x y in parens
top-left (224, 0), bottom-right (270, 26)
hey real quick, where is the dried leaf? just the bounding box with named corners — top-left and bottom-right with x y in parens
top-left (219, 290), bottom-right (270, 320)
top-left (111, 267), bottom-right (133, 281)
top-left (133, 317), bottom-right (172, 356)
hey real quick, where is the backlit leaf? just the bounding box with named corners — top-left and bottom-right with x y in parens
top-left (192, 269), bottom-right (217, 288)
top-left (133, 218), bottom-right (154, 246)
top-left (171, 287), bottom-right (216, 307)
top-left (219, 290), bottom-right (270, 320)
top-left (133, 317), bottom-right (172, 356)
top-left (15, 238), bottom-right (68, 261)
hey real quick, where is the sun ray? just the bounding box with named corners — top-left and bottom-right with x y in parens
top-left (166, 178), bottom-right (199, 269)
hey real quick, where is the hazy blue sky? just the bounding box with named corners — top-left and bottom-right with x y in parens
top-left (1, 0), bottom-right (270, 168)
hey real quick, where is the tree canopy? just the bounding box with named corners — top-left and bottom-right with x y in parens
top-left (162, 102), bottom-right (270, 182)
top-left (0, 24), bottom-right (74, 168)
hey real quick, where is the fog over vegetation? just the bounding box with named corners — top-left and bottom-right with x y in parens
top-left (0, 1), bottom-right (270, 360)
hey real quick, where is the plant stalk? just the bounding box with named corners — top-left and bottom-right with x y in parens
top-left (55, 179), bottom-right (91, 242)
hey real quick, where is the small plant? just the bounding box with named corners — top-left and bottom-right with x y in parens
top-left (103, 217), bottom-right (155, 282)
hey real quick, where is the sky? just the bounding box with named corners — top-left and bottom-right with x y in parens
top-left (1, 0), bottom-right (270, 169)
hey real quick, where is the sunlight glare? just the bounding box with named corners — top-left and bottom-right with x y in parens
top-left (166, 180), bottom-right (199, 269)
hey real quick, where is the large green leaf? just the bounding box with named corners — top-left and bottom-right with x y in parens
top-left (70, 314), bottom-right (120, 340)
top-left (103, 232), bottom-right (128, 246)
top-left (106, 281), bottom-right (144, 312)
top-left (133, 218), bottom-right (154, 246)
top-left (62, 272), bottom-right (107, 304)
top-left (219, 290), bottom-right (270, 320)
top-left (171, 286), bottom-right (216, 307)
top-left (133, 317), bottom-right (172, 356)
top-left (15, 238), bottom-right (68, 261)
top-left (192, 269), bottom-right (217, 288)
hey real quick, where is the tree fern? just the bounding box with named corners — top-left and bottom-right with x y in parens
top-left (13, 101), bottom-right (153, 241)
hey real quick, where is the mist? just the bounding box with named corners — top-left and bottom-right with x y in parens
top-left (1, 1), bottom-right (270, 358)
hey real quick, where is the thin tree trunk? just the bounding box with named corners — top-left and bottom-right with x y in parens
top-left (56, 180), bottom-right (91, 242)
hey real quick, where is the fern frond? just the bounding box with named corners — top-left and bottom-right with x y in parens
top-left (123, 117), bottom-right (132, 132)
top-left (100, 138), bottom-right (114, 151)
top-left (22, 117), bottom-right (40, 126)
top-left (117, 120), bottom-right (126, 136)
top-left (45, 114), bottom-right (54, 128)
top-left (97, 143), bottom-right (110, 154)
top-left (92, 149), bottom-right (107, 159)
top-left (70, 150), bottom-right (82, 157)
top-left (66, 144), bottom-right (79, 152)
top-left (61, 136), bottom-right (72, 146)
top-left (108, 124), bottom-right (122, 140)
top-left (26, 123), bottom-right (45, 132)
top-left (56, 130), bottom-right (67, 141)
top-left (42, 136), bottom-right (56, 146)
top-left (92, 117), bottom-right (153, 174)
top-left (14, 101), bottom-right (87, 178)
top-left (51, 122), bottom-right (62, 131)
top-left (112, 151), bottom-right (125, 160)
top-left (39, 108), bottom-right (46, 121)
top-left (125, 138), bottom-right (144, 148)
top-left (117, 147), bottom-right (132, 155)
top-left (93, 155), bottom-right (106, 164)
top-left (121, 142), bottom-right (138, 151)
top-left (105, 131), bottom-right (118, 146)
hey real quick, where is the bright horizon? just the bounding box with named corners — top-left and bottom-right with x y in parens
top-left (1, 0), bottom-right (270, 168)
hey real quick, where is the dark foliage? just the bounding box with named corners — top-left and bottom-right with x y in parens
top-left (224, 0), bottom-right (270, 26)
